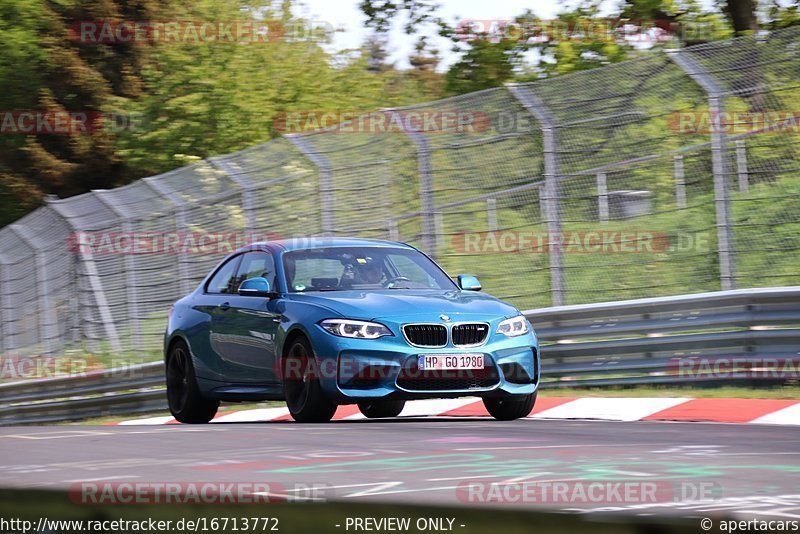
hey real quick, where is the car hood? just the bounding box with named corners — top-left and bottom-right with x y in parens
top-left (286, 289), bottom-right (519, 321)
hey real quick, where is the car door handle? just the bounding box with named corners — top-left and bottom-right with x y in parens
top-left (219, 302), bottom-right (230, 311)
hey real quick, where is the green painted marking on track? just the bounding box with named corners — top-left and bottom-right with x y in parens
top-left (261, 453), bottom-right (800, 483)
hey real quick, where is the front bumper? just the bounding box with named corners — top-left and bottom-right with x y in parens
top-left (309, 319), bottom-right (539, 403)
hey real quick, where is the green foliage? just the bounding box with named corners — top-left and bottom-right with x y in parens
top-left (358, 0), bottom-right (449, 36)
top-left (0, 0), bottom-right (48, 222)
top-left (0, 0), bottom-right (447, 220)
top-left (0, 0), bottom-right (159, 217)
top-left (444, 37), bottom-right (520, 94)
top-left (359, 0), bottom-right (742, 94)
top-left (0, 0), bottom-right (44, 110)
top-left (766, 0), bottom-right (800, 30)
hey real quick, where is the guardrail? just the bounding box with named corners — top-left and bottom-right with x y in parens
top-left (1, 287), bottom-right (798, 425)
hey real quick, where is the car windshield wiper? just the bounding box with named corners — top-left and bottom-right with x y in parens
top-left (304, 288), bottom-right (342, 292)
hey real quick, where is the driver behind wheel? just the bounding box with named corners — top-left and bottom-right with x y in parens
top-left (355, 257), bottom-right (384, 285)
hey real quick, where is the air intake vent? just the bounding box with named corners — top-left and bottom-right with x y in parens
top-left (402, 324), bottom-right (447, 347)
top-left (452, 323), bottom-right (489, 346)
top-left (396, 358), bottom-right (500, 391)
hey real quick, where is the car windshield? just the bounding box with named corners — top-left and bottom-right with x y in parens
top-left (282, 247), bottom-right (458, 292)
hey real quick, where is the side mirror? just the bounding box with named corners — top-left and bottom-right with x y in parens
top-left (238, 277), bottom-right (275, 297)
top-left (457, 274), bottom-right (482, 291)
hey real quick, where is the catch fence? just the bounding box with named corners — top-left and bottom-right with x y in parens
top-left (1, 29), bottom-right (798, 356)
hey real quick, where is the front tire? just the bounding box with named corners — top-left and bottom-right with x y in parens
top-left (166, 340), bottom-right (219, 424)
top-left (483, 392), bottom-right (537, 421)
top-left (282, 336), bottom-right (337, 423)
top-left (358, 399), bottom-right (405, 418)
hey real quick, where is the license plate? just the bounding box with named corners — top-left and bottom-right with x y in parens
top-left (418, 353), bottom-right (484, 371)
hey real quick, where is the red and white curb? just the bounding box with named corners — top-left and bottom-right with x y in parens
top-left (115, 397), bottom-right (800, 426)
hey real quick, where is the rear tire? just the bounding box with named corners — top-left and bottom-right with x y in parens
top-left (282, 336), bottom-right (337, 423)
top-left (166, 340), bottom-right (219, 424)
top-left (358, 399), bottom-right (406, 418)
top-left (483, 391), bottom-right (537, 421)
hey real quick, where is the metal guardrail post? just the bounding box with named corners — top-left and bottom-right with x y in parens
top-left (506, 84), bottom-right (565, 306)
top-left (286, 134), bottom-right (334, 236)
top-left (209, 157), bottom-right (256, 233)
top-left (142, 177), bottom-right (192, 295)
top-left (402, 128), bottom-right (437, 258)
top-left (8, 225), bottom-right (59, 355)
top-left (596, 172), bottom-right (609, 222)
top-left (668, 50), bottom-right (737, 290)
top-left (388, 219), bottom-right (399, 241)
top-left (486, 198), bottom-right (498, 231)
top-left (0, 254), bottom-right (9, 353)
top-left (45, 199), bottom-right (123, 354)
top-left (92, 192), bottom-right (142, 351)
top-left (674, 155), bottom-right (687, 209)
top-left (735, 139), bottom-right (749, 192)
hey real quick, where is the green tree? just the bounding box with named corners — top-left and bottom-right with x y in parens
top-left (115, 0), bottom-right (431, 175)
top-left (724, 0), bottom-right (758, 34)
top-left (359, 0), bottom-right (448, 35)
top-left (0, 0), bottom-right (156, 224)
top-left (0, 0), bottom-right (46, 225)
top-left (444, 36), bottom-right (520, 94)
top-left (766, 0), bottom-right (800, 30)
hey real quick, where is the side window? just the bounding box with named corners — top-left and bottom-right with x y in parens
top-left (206, 256), bottom-right (241, 294)
top-left (233, 251), bottom-right (276, 292)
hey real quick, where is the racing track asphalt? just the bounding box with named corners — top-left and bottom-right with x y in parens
top-left (0, 418), bottom-right (798, 518)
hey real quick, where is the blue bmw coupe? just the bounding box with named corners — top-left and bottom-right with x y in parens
top-left (164, 237), bottom-right (539, 423)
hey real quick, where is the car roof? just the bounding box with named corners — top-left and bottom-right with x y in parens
top-left (236, 237), bottom-right (416, 254)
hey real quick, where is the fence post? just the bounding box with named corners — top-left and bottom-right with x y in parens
top-left (486, 198), bottom-right (498, 231)
top-left (507, 84), bottom-right (565, 306)
top-left (93, 192), bottom-right (142, 351)
top-left (142, 177), bottom-right (192, 295)
top-left (668, 50), bottom-right (737, 290)
top-left (8, 225), bottom-right (58, 355)
top-left (286, 134), bottom-right (334, 236)
top-left (434, 212), bottom-right (444, 252)
top-left (735, 139), bottom-right (749, 192)
top-left (674, 155), bottom-right (687, 209)
top-left (0, 256), bottom-right (8, 353)
top-left (388, 219), bottom-right (399, 241)
top-left (596, 172), bottom-right (609, 222)
top-left (402, 128), bottom-right (437, 258)
top-left (209, 157), bottom-right (256, 233)
top-left (45, 200), bottom-right (123, 354)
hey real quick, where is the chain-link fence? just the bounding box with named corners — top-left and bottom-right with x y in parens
top-left (1, 28), bottom-right (799, 358)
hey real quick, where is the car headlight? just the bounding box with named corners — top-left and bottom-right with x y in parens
top-left (496, 315), bottom-right (530, 337)
top-left (319, 319), bottom-right (392, 339)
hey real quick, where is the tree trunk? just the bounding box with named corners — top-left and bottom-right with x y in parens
top-left (726, 0), bottom-right (758, 35)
